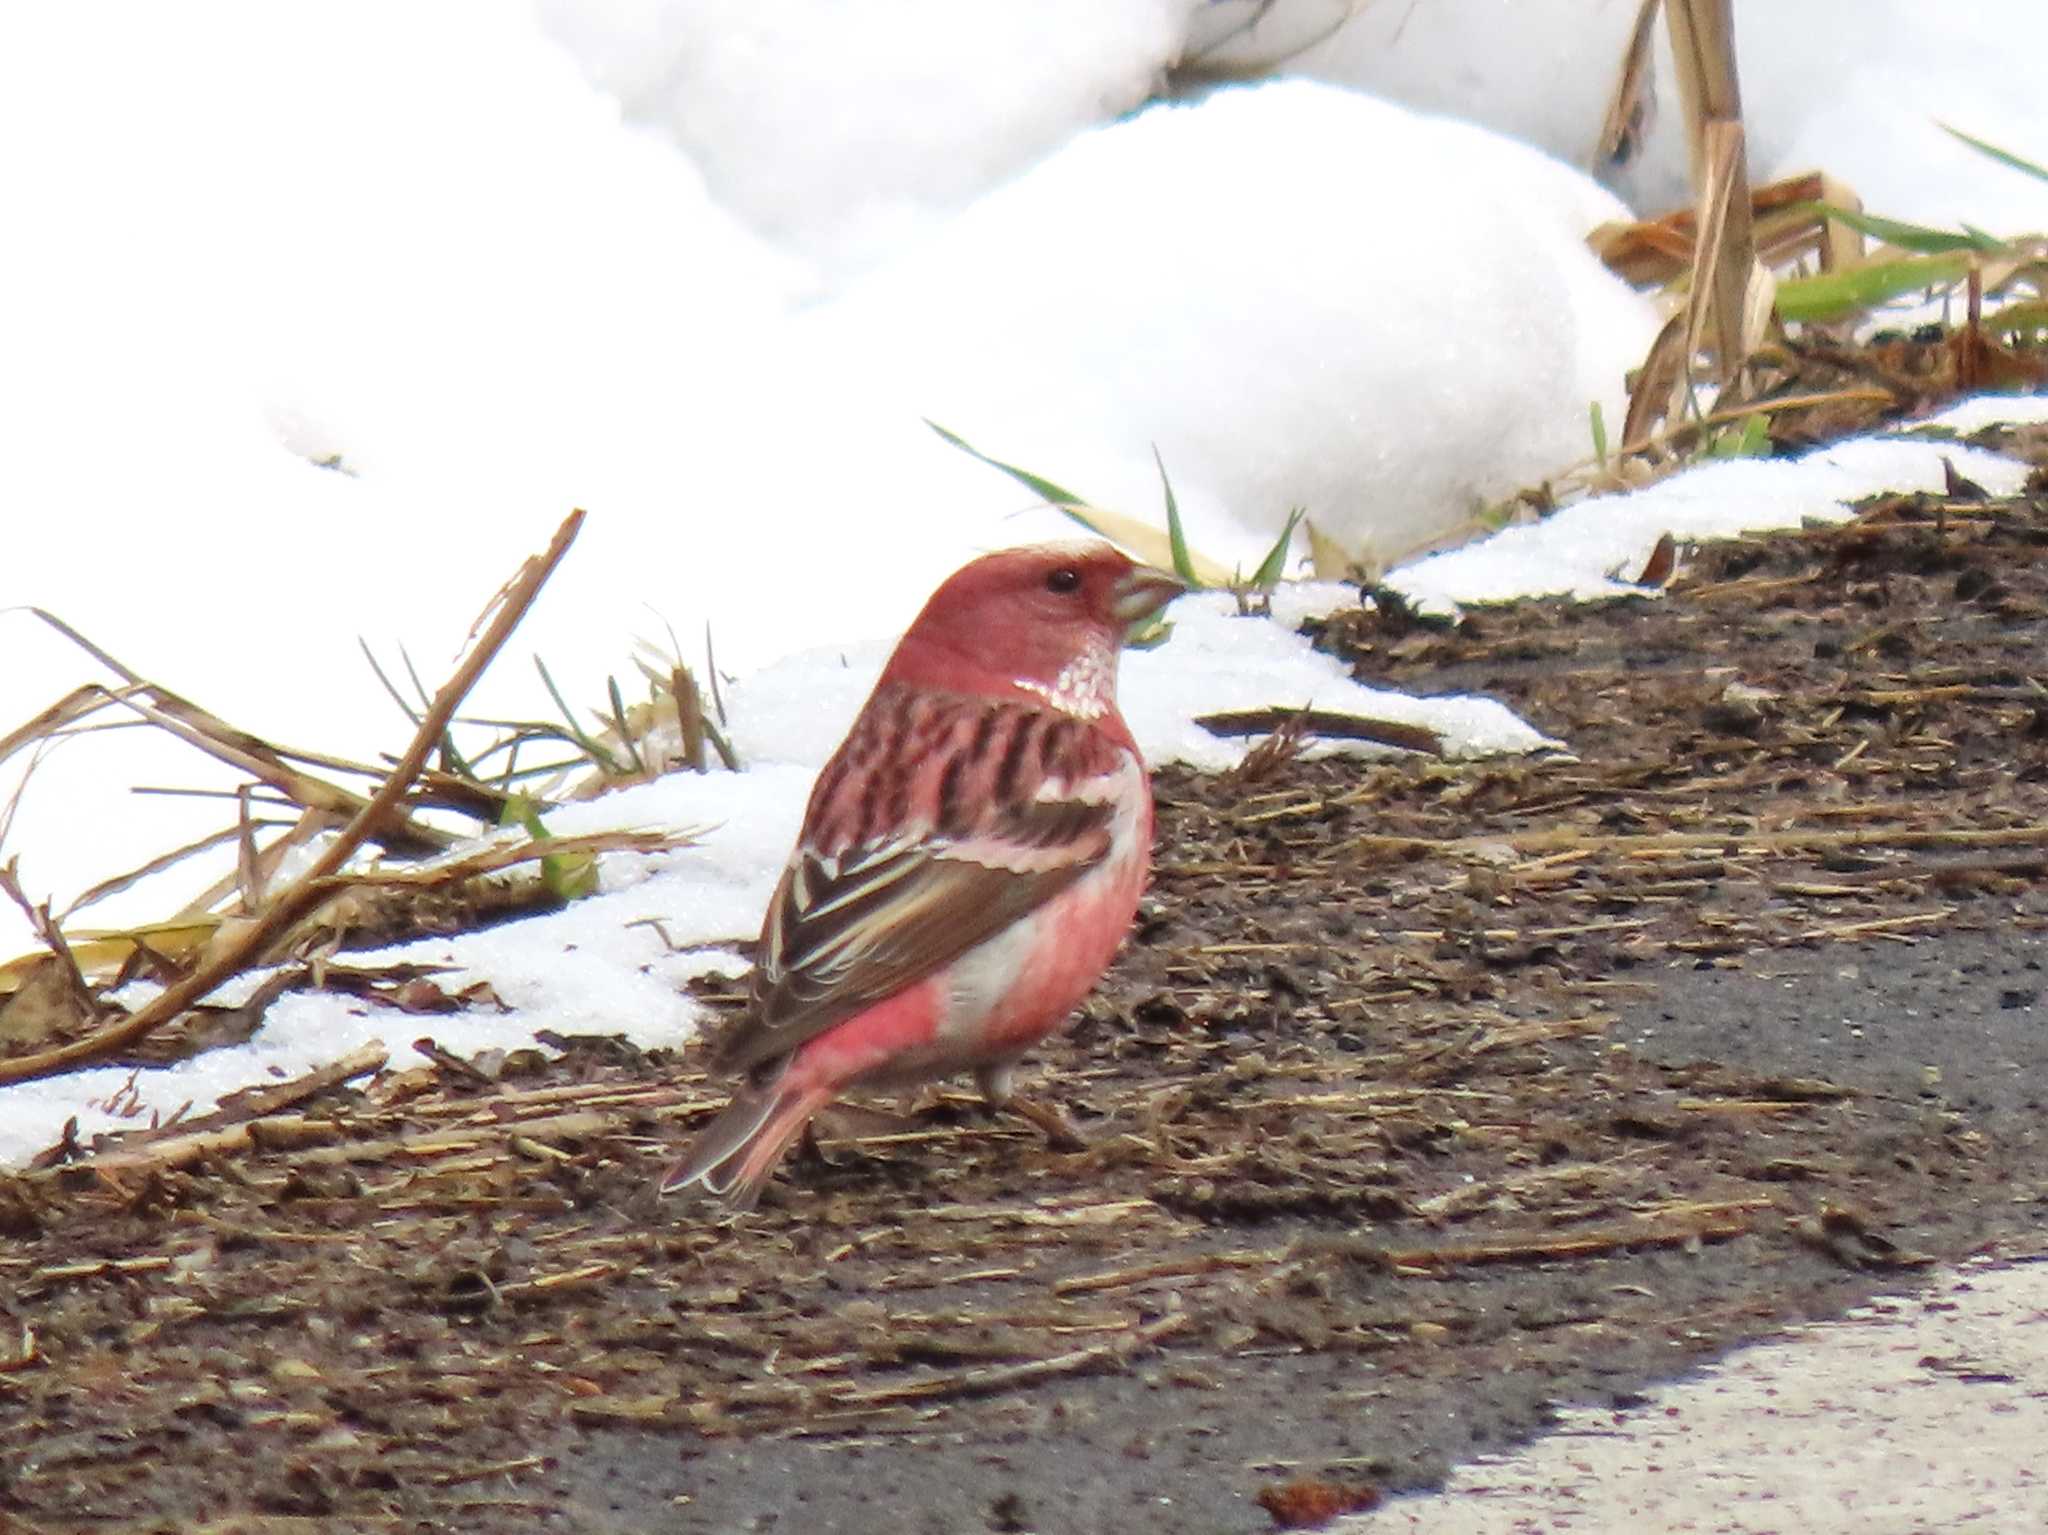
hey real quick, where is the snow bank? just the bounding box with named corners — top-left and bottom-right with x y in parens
top-left (809, 81), bottom-right (1657, 580)
top-left (0, 18), bottom-right (1652, 950)
top-left (1394, 433), bottom-right (2035, 611)
top-left (538, 0), bottom-right (1204, 280)
top-left (1216, 0), bottom-right (2048, 232)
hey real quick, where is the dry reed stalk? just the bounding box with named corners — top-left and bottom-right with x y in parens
top-left (1596, 0), bottom-right (1664, 172)
top-left (1665, 0), bottom-right (1758, 381)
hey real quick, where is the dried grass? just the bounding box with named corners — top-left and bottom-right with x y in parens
top-left (0, 510), bottom-right (699, 1085)
top-left (1584, 8), bottom-right (2048, 497)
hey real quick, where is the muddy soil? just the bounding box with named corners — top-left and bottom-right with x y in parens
top-left (2, 452), bottom-right (2046, 1535)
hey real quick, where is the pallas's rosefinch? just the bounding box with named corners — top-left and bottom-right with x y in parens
top-left (662, 542), bottom-right (1184, 1208)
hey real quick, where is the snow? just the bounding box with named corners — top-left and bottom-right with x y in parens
top-left (536, 0), bottom-right (1204, 280)
top-left (2, 3), bottom-right (2045, 1165)
top-left (0, 13), bottom-right (1653, 961)
top-left (806, 81), bottom-right (1658, 580)
top-left (1920, 392), bottom-right (2048, 435)
top-left (1392, 434), bottom-right (2034, 611)
top-left (1189, 0), bottom-right (1653, 190)
top-left (1215, 0), bottom-right (2048, 234)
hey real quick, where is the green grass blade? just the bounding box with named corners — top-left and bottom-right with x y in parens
top-left (500, 793), bottom-right (596, 901)
top-left (1776, 253), bottom-right (1971, 323)
top-left (1151, 445), bottom-right (1199, 586)
top-left (542, 845), bottom-right (598, 901)
top-left (605, 675), bottom-right (644, 775)
top-left (926, 419), bottom-right (1100, 535)
top-left (398, 644), bottom-right (435, 712)
top-left (533, 656), bottom-right (622, 775)
top-left (1939, 123), bottom-right (2048, 185)
top-left (399, 642), bottom-right (479, 778)
top-left (1588, 400), bottom-right (1609, 471)
top-left (358, 639), bottom-right (423, 725)
top-left (1707, 412), bottom-right (1771, 460)
top-left (360, 640), bottom-right (481, 778)
top-left (1986, 298), bottom-right (2048, 339)
top-left (702, 621), bottom-right (728, 727)
top-left (701, 717), bottom-right (742, 773)
top-left (1795, 201), bottom-right (2007, 255)
top-left (1248, 507), bottom-right (1305, 590)
top-left (497, 757), bottom-right (594, 785)
top-left (928, 418), bottom-right (1233, 586)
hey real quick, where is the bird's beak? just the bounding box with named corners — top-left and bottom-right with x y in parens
top-left (1111, 566), bottom-right (1188, 626)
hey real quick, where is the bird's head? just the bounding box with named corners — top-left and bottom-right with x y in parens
top-left (880, 542), bottom-right (1185, 724)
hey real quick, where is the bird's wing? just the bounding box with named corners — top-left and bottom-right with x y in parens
top-left (715, 700), bottom-right (1132, 1076)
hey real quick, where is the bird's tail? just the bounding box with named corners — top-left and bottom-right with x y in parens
top-left (660, 1079), bottom-right (831, 1210)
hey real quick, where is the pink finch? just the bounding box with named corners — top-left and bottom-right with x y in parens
top-left (662, 542), bottom-right (1184, 1208)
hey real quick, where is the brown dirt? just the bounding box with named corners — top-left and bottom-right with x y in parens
top-left (3, 434), bottom-right (2047, 1534)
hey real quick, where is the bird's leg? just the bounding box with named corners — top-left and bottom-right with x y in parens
top-left (794, 1115), bottom-right (837, 1169)
top-left (975, 1062), bottom-right (1091, 1152)
top-left (973, 1062), bottom-right (1017, 1112)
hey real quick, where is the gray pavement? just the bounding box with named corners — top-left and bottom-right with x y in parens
top-left (1365, 1253), bottom-right (2048, 1533)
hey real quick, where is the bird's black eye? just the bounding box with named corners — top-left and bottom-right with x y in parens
top-left (1045, 566), bottom-right (1081, 594)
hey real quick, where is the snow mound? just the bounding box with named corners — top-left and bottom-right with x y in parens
top-left (1208, 0), bottom-right (2048, 232)
top-left (809, 80), bottom-right (1659, 579)
top-left (538, 0), bottom-right (1205, 279)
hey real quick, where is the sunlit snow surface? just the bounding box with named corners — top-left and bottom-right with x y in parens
top-left (2, 3), bottom-right (2047, 1163)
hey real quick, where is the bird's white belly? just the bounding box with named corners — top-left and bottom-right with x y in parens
top-left (936, 751), bottom-right (1148, 1055)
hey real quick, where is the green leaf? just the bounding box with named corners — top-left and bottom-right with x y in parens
top-left (1939, 122), bottom-right (2048, 185)
top-left (542, 846), bottom-right (598, 901)
top-left (1986, 298), bottom-right (2048, 339)
top-left (1776, 253), bottom-right (1972, 323)
top-left (499, 793), bottom-right (597, 902)
top-left (499, 792), bottom-right (538, 836)
top-left (1795, 201), bottom-right (2007, 256)
top-left (1588, 400), bottom-right (1609, 471)
top-left (925, 419), bottom-right (1103, 538)
top-left (1151, 445), bottom-right (1200, 587)
top-left (1248, 507), bottom-right (1306, 590)
top-left (929, 418), bottom-right (1234, 584)
top-left (1706, 412), bottom-right (1771, 460)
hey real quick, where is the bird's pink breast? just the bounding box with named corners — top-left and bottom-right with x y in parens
top-left (780, 797), bottom-right (1151, 1096)
top-left (966, 832), bottom-right (1149, 1057)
